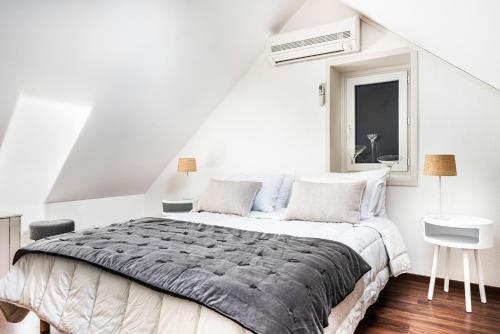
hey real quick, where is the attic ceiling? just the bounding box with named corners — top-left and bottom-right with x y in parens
top-left (2, 0), bottom-right (496, 206)
top-left (0, 0), bottom-right (304, 203)
top-left (341, 0), bottom-right (500, 90)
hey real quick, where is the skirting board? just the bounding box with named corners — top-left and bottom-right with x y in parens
top-left (401, 273), bottom-right (500, 294)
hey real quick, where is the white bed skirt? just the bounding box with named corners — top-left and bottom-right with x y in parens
top-left (0, 253), bottom-right (389, 334)
top-left (1, 212), bottom-right (406, 333)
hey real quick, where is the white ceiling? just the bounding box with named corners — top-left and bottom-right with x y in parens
top-left (0, 0), bottom-right (304, 203)
top-left (341, 0), bottom-right (500, 90)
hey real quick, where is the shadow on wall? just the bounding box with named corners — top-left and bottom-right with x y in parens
top-left (0, 94), bottom-right (91, 222)
top-left (164, 173), bottom-right (186, 197)
top-left (163, 143), bottom-right (231, 199)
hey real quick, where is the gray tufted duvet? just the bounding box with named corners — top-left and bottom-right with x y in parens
top-left (14, 217), bottom-right (370, 334)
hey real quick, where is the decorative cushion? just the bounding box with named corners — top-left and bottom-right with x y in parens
top-left (217, 174), bottom-right (284, 212)
top-left (301, 168), bottom-right (388, 220)
top-left (29, 219), bottom-right (75, 240)
top-left (284, 180), bottom-right (366, 224)
top-left (193, 179), bottom-right (262, 216)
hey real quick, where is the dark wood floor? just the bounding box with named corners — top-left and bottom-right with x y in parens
top-left (357, 274), bottom-right (500, 334)
top-left (1, 274), bottom-right (499, 333)
top-left (0, 311), bottom-right (60, 334)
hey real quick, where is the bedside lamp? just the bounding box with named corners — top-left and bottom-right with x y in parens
top-left (424, 154), bottom-right (457, 219)
top-left (177, 158), bottom-right (197, 199)
top-left (177, 158), bottom-right (197, 175)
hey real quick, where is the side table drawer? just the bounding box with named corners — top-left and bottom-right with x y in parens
top-left (424, 222), bottom-right (479, 246)
top-left (162, 202), bottom-right (193, 213)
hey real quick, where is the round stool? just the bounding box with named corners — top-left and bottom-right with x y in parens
top-left (29, 219), bottom-right (75, 241)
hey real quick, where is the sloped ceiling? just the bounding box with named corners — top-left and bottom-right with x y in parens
top-left (341, 0), bottom-right (500, 90)
top-left (0, 0), bottom-right (304, 203)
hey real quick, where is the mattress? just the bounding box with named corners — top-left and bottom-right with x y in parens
top-left (0, 212), bottom-right (409, 333)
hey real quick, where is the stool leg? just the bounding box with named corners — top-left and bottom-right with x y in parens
top-left (40, 319), bottom-right (50, 333)
top-left (428, 245), bottom-right (440, 300)
top-left (463, 249), bottom-right (472, 312)
top-left (474, 249), bottom-right (487, 303)
top-left (444, 247), bottom-right (451, 292)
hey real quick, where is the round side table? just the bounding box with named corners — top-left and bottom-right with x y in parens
top-left (422, 215), bottom-right (494, 312)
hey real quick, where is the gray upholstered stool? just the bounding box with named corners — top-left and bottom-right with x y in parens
top-left (29, 219), bottom-right (75, 241)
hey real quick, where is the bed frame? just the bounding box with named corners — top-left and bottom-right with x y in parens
top-left (40, 319), bottom-right (50, 333)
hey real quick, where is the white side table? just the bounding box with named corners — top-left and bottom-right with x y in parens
top-left (422, 215), bottom-right (494, 312)
top-left (0, 212), bottom-right (22, 278)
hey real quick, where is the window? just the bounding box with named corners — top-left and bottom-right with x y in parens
top-left (345, 70), bottom-right (408, 172)
top-left (326, 49), bottom-right (418, 186)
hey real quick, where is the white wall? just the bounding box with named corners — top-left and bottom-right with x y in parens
top-left (145, 1), bottom-right (367, 207)
top-left (5, 195), bottom-right (144, 241)
top-left (44, 195), bottom-right (145, 230)
top-left (392, 52), bottom-right (500, 286)
top-left (145, 0), bottom-right (500, 287)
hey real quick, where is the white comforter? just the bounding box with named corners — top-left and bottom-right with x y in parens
top-left (0, 213), bottom-right (410, 334)
top-left (178, 211), bottom-right (411, 277)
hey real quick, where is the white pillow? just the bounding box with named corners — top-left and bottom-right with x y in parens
top-left (193, 179), bottom-right (262, 216)
top-left (217, 174), bottom-right (284, 212)
top-left (275, 175), bottom-right (295, 209)
top-left (301, 168), bottom-right (388, 220)
top-left (284, 180), bottom-right (366, 224)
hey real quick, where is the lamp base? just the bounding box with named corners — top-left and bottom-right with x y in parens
top-left (182, 172), bottom-right (194, 200)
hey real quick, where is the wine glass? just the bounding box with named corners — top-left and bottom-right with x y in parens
top-left (377, 154), bottom-right (403, 174)
top-left (345, 145), bottom-right (367, 164)
top-left (367, 133), bottom-right (379, 163)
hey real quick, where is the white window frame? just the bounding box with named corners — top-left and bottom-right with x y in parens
top-left (345, 70), bottom-right (408, 172)
top-left (325, 47), bottom-right (418, 186)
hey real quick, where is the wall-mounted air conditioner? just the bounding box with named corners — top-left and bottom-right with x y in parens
top-left (267, 16), bottom-right (360, 65)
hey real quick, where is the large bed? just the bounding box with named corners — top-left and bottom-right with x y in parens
top-left (0, 210), bottom-right (410, 334)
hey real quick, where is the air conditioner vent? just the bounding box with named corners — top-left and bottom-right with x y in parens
top-left (271, 30), bottom-right (351, 53)
top-left (267, 16), bottom-right (360, 65)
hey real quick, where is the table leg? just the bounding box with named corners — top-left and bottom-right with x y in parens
top-left (40, 319), bottom-right (50, 333)
top-left (428, 245), bottom-right (440, 301)
top-left (463, 249), bottom-right (472, 312)
top-left (444, 247), bottom-right (451, 292)
top-left (474, 249), bottom-right (487, 303)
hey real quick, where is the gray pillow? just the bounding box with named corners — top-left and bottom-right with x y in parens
top-left (193, 179), bottom-right (262, 216)
top-left (216, 174), bottom-right (284, 212)
top-left (284, 180), bottom-right (366, 224)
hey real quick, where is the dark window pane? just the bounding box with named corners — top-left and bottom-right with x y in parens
top-left (355, 80), bottom-right (399, 163)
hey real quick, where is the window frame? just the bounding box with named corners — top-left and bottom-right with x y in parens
top-left (325, 48), bottom-right (418, 186)
top-left (345, 70), bottom-right (408, 172)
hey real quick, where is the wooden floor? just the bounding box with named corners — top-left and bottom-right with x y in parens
top-left (1, 274), bottom-right (499, 334)
top-left (0, 312), bottom-right (60, 334)
top-left (357, 274), bottom-right (500, 334)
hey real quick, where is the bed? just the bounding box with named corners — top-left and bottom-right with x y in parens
top-left (0, 210), bottom-right (410, 334)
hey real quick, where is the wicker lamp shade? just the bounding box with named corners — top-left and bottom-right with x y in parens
top-left (177, 158), bottom-right (197, 173)
top-left (423, 155), bottom-right (457, 176)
